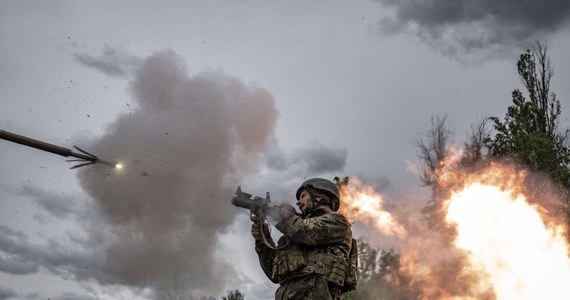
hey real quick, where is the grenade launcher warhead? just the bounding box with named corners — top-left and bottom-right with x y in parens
top-left (0, 129), bottom-right (121, 169)
top-left (231, 186), bottom-right (271, 217)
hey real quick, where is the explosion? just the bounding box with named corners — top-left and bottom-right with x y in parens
top-left (443, 163), bottom-right (570, 299)
top-left (339, 159), bottom-right (570, 299)
top-left (339, 177), bottom-right (406, 238)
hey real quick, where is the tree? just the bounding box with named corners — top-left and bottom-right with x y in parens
top-left (462, 117), bottom-right (490, 166)
top-left (414, 115), bottom-right (451, 187)
top-left (485, 41), bottom-right (570, 216)
top-left (341, 240), bottom-right (419, 300)
top-left (414, 115), bottom-right (452, 229)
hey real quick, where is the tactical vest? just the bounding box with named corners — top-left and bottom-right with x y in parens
top-left (271, 237), bottom-right (358, 290)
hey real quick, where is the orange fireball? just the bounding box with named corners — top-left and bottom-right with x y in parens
top-left (445, 169), bottom-right (570, 299)
top-left (339, 158), bottom-right (570, 299)
top-left (339, 177), bottom-right (406, 238)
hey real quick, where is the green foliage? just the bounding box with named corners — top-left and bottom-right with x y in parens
top-left (357, 240), bottom-right (380, 282)
top-left (414, 43), bottom-right (570, 227)
top-left (340, 291), bottom-right (355, 300)
top-left (342, 240), bottom-right (419, 300)
top-left (485, 42), bottom-right (570, 189)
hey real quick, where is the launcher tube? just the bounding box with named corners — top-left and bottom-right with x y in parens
top-left (0, 130), bottom-right (72, 157)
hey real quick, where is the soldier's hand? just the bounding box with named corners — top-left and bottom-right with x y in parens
top-left (267, 204), bottom-right (297, 221)
top-left (251, 222), bottom-right (269, 241)
top-left (280, 204), bottom-right (296, 215)
top-left (250, 215), bottom-right (263, 224)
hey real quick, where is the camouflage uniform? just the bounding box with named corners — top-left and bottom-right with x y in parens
top-left (255, 208), bottom-right (352, 300)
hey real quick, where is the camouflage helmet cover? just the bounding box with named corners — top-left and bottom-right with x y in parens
top-left (296, 178), bottom-right (341, 211)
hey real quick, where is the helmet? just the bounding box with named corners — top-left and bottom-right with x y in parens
top-left (296, 178), bottom-right (340, 211)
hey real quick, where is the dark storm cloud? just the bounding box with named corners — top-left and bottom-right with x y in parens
top-left (77, 49), bottom-right (277, 298)
top-left (265, 141), bottom-right (347, 175)
top-left (0, 185), bottom-right (112, 280)
top-left (74, 45), bottom-right (142, 77)
top-left (52, 293), bottom-right (98, 300)
top-left (302, 142), bottom-right (348, 174)
top-left (0, 225), bottom-right (107, 282)
top-left (21, 184), bottom-right (80, 220)
top-left (0, 256), bottom-right (38, 275)
top-left (373, 0), bottom-right (570, 54)
top-left (0, 287), bottom-right (16, 300)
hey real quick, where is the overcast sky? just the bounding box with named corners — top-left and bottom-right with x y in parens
top-left (1, 1), bottom-right (570, 299)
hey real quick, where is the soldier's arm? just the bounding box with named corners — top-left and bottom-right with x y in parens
top-left (254, 240), bottom-right (277, 282)
top-left (252, 220), bottom-right (278, 282)
top-left (275, 212), bottom-right (350, 246)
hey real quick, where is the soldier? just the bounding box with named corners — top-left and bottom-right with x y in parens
top-left (251, 178), bottom-right (355, 300)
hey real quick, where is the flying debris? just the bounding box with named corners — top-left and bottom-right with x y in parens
top-left (0, 129), bottom-right (121, 169)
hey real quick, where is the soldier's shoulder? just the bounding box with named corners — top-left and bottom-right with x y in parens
top-left (324, 211), bottom-right (350, 224)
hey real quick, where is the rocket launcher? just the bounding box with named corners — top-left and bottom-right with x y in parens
top-left (0, 129), bottom-right (121, 169)
top-left (231, 186), bottom-right (289, 250)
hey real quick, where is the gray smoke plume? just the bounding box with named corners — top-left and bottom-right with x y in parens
top-left (373, 0), bottom-right (570, 56)
top-left (265, 140), bottom-right (347, 175)
top-left (78, 49), bottom-right (277, 298)
top-left (74, 45), bottom-right (142, 77)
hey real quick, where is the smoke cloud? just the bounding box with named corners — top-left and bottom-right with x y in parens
top-left (77, 49), bottom-right (278, 297)
top-left (373, 0), bottom-right (570, 55)
top-left (265, 140), bottom-right (347, 175)
top-left (74, 45), bottom-right (142, 77)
